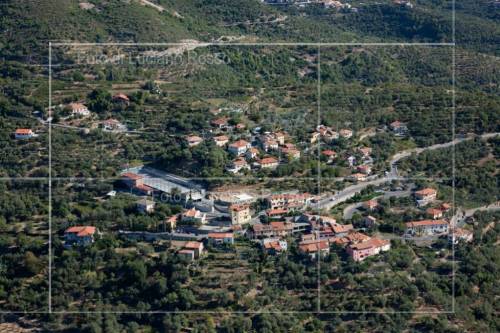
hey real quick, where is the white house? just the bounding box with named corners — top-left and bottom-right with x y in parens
top-left (228, 140), bottom-right (250, 155)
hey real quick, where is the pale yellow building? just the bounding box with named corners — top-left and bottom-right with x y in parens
top-left (229, 204), bottom-right (252, 225)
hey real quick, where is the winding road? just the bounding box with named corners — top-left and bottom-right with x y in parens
top-left (319, 132), bottom-right (499, 211)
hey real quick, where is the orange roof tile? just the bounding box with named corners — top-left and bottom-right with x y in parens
top-left (65, 226), bottom-right (96, 237)
top-left (415, 188), bottom-right (437, 196)
top-left (208, 232), bottom-right (233, 239)
top-left (15, 128), bottom-right (33, 134)
top-left (406, 219), bottom-right (448, 227)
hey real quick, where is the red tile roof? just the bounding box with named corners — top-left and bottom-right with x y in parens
top-left (299, 240), bottom-right (329, 253)
top-left (122, 172), bottom-right (143, 180)
top-left (322, 150), bottom-right (336, 157)
top-left (65, 226), bottom-right (96, 237)
top-left (260, 157), bottom-right (278, 165)
top-left (406, 219), bottom-right (448, 228)
top-left (184, 241), bottom-right (203, 249)
top-left (415, 188), bottom-right (437, 196)
top-left (113, 93), bottom-right (129, 101)
top-left (230, 204), bottom-right (249, 212)
top-left (229, 139), bottom-right (249, 148)
top-left (208, 232), bottom-right (234, 239)
top-left (348, 238), bottom-right (389, 250)
top-left (266, 208), bottom-right (287, 216)
top-left (15, 128), bottom-right (33, 134)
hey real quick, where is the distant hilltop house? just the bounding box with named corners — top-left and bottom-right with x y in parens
top-left (64, 226), bottom-right (98, 247)
top-left (185, 135), bottom-right (203, 147)
top-left (414, 188), bottom-right (437, 207)
top-left (69, 102), bottom-right (90, 117)
top-left (14, 128), bottom-right (36, 139)
top-left (390, 120), bottom-right (408, 136)
top-left (405, 219), bottom-right (449, 236)
top-left (346, 238), bottom-right (390, 262)
top-left (322, 0), bottom-right (352, 9)
top-left (229, 204), bottom-right (252, 225)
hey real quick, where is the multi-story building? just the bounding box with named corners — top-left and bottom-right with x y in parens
top-left (229, 204), bottom-right (251, 225)
top-left (415, 188), bottom-right (437, 206)
top-left (267, 193), bottom-right (311, 211)
top-left (346, 238), bottom-right (391, 261)
top-left (228, 140), bottom-right (250, 155)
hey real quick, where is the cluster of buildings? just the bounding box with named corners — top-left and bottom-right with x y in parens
top-left (262, 0), bottom-right (355, 11)
top-left (186, 115), bottom-right (304, 174)
top-left (312, 124), bottom-right (353, 144)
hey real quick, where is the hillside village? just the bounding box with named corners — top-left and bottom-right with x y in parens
top-left (21, 92), bottom-right (477, 266)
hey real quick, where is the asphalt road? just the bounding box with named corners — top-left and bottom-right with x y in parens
top-left (320, 133), bottom-right (499, 211)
